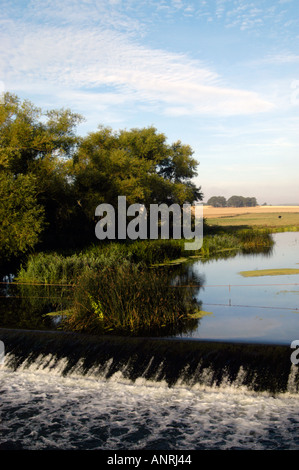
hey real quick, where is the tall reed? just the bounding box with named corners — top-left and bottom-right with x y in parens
top-left (63, 263), bottom-right (200, 336)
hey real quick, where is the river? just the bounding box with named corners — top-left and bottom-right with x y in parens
top-left (0, 232), bottom-right (299, 451)
top-left (179, 231), bottom-right (299, 344)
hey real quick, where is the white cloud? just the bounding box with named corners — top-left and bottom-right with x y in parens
top-left (1, 16), bottom-right (274, 118)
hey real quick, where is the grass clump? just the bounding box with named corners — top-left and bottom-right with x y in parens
top-left (16, 248), bottom-right (131, 284)
top-left (198, 229), bottom-right (273, 259)
top-left (63, 263), bottom-right (200, 336)
top-left (16, 239), bottom-right (187, 284)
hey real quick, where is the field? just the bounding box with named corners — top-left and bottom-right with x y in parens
top-left (203, 205), bottom-right (299, 228)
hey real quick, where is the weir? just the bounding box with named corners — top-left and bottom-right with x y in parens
top-left (1, 328), bottom-right (298, 394)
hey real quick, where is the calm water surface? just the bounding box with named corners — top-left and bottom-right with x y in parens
top-left (180, 232), bottom-right (299, 344)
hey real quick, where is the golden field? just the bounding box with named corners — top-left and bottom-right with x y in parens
top-left (203, 205), bottom-right (299, 218)
top-left (202, 205), bottom-right (299, 228)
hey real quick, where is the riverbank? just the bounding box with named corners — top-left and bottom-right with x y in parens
top-left (5, 227), bottom-right (272, 336)
top-left (16, 227), bottom-right (274, 284)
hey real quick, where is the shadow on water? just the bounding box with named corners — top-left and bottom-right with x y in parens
top-left (0, 266), bottom-right (205, 338)
top-left (0, 281), bottom-right (73, 331)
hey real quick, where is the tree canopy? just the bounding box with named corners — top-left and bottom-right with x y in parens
top-left (207, 196), bottom-right (227, 207)
top-left (73, 125), bottom-right (202, 216)
top-left (227, 196), bottom-right (257, 207)
top-left (0, 172), bottom-right (44, 258)
top-left (0, 93), bottom-right (202, 261)
top-left (207, 195), bottom-right (257, 207)
top-left (0, 92), bottom-right (84, 258)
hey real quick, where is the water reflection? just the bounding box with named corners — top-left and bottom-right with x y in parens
top-left (0, 265), bottom-right (205, 337)
top-left (1, 233), bottom-right (297, 344)
top-left (0, 281), bottom-right (73, 330)
top-left (179, 232), bottom-right (299, 344)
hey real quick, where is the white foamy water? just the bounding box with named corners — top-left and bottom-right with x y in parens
top-left (1, 355), bottom-right (299, 450)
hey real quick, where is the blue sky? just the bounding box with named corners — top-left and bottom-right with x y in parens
top-left (1, 0), bottom-right (299, 204)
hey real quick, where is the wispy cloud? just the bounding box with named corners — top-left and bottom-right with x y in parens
top-left (1, 0), bottom-right (297, 204)
top-left (0, 6), bottom-right (274, 118)
top-left (255, 54), bottom-right (299, 65)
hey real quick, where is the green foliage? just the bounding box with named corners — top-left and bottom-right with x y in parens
top-left (198, 228), bottom-right (273, 260)
top-left (0, 92), bottom-right (85, 255)
top-left (121, 239), bottom-right (185, 265)
top-left (207, 195), bottom-right (257, 207)
top-left (207, 196), bottom-right (227, 207)
top-left (16, 248), bottom-right (130, 284)
top-left (16, 228), bottom-right (274, 284)
top-left (64, 264), bottom-right (200, 335)
top-left (72, 125), bottom-right (202, 221)
top-left (16, 239), bottom-right (187, 284)
top-left (0, 92), bottom-right (83, 174)
top-left (88, 294), bottom-right (104, 321)
top-left (0, 172), bottom-right (45, 260)
top-left (0, 93), bottom-right (203, 256)
top-left (227, 195), bottom-right (257, 207)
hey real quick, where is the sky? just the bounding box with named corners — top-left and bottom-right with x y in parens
top-left (1, 0), bottom-right (299, 205)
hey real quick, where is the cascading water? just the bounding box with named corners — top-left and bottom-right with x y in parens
top-left (1, 328), bottom-right (299, 450)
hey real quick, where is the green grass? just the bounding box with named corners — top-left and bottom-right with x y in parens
top-left (16, 249), bottom-right (129, 284)
top-left (239, 268), bottom-right (299, 277)
top-left (207, 212), bottom-right (299, 229)
top-left (63, 264), bottom-right (200, 336)
top-left (17, 229), bottom-right (274, 284)
top-left (16, 239), bottom-right (188, 284)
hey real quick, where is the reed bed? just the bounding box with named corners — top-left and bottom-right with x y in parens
top-left (13, 228), bottom-right (274, 335)
top-left (63, 263), bottom-right (200, 336)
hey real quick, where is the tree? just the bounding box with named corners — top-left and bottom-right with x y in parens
top-left (0, 92), bottom-right (83, 176)
top-left (0, 92), bottom-right (84, 250)
top-left (227, 195), bottom-right (257, 207)
top-left (207, 196), bottom-right (227, 207)
top-left (0, 93), bottom-right (203, 253)
top-left (0, 172), bottom-right (44, 260)
top-left (244, 197), bottom-right (257, 207)
top-left (72, 126), bottom-right (202, 225)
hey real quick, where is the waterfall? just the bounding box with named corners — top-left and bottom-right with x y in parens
top-left (1, 328), bottom-right (298, 394)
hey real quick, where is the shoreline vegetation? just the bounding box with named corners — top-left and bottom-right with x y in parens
top-left (9, 208), bottom-right (299, 336)
top-left (14, 222), bottom-right (276, 336)
top-left (16, 225), bottom-right (275, 284)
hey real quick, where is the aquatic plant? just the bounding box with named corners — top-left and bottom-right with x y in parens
top-left (63, 263), bottom-right (200, 336)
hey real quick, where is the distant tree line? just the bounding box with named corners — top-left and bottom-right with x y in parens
top-left (207, 195), bottom-right (258, 208)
